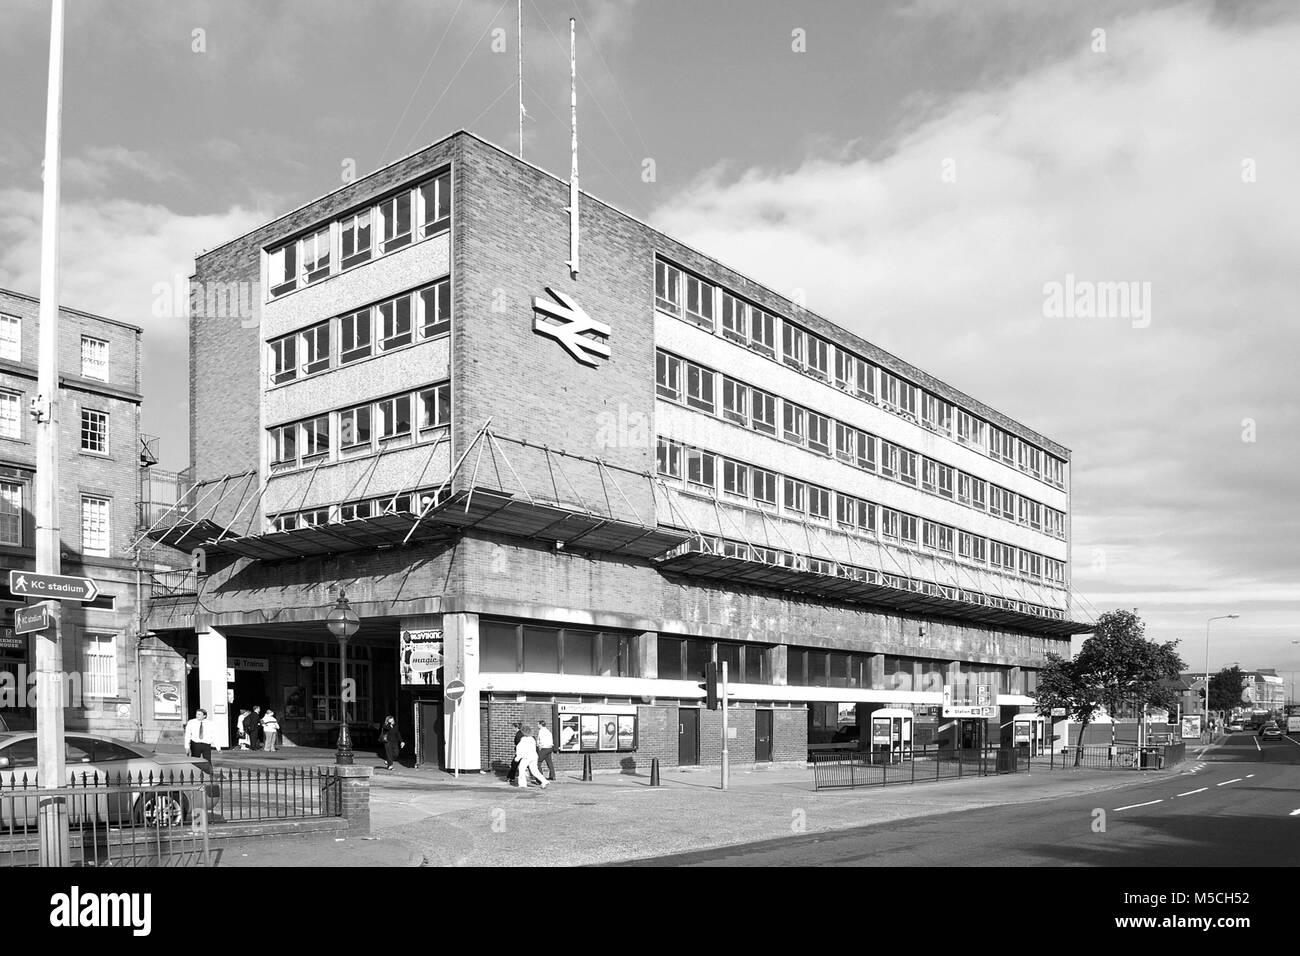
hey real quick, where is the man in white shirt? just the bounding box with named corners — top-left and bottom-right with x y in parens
top-left (536, 719), bottom-right (556, 781)
top-left (514, 729), bottom-right (548, 789)
top-left (183, 708), bottom-right (215, 769)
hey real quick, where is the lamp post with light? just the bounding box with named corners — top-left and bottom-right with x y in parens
top-left (326, 591), bottom-right (360, 765)
top-left (1203, 614), bottom-right (1239, 729)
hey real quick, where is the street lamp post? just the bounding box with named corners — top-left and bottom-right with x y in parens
top-left (326, 591), bottom-right (360, 765)
top-left (1204, 614), bottom-right (1239, 729)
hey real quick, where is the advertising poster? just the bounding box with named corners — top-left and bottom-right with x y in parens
top-left (1181, 715), bottom-right (1202, 739)
top-left (400, 629), bottom-right (443, 685)
top-left (283, 685), bottom-right (306, 719)
top-left (579, 715), bottom-right (599, 750)
top-left (598, 715), bottom-right (618, 751)
top-left (872, 718), bottom-right (891, 744)
top-left (617, 715), bottom-right (636, 750)
top-left (558, 715), bottom-right (581, 752)
top-left (153, 680), bottom-right (181, 719)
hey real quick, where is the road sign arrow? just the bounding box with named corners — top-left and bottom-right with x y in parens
top-left (8, 570), bottom-right (100, 602)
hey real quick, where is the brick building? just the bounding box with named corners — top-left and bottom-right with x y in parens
top-left (143, 130), bottom-right (1089, 771)
top-left (0, 289), bottom-right (181, 739)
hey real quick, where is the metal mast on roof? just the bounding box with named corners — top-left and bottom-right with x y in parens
top-left (566, 17), bottom-right (579, 279)
top-left (517, 0), bottom-right (525, 158)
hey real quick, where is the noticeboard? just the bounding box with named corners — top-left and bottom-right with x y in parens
top-left (556, 703), bottom-right (638, 752)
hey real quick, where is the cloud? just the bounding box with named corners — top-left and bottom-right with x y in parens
top-left (648, 2), bottom-right (1300, 647)
top-left (63, 145), bottom-right (185, 191)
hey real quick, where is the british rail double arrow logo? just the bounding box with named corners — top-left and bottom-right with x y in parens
top-left (532, 287), bottom-right (611, 367)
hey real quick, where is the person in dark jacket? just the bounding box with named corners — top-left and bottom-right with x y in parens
top-left (505, 722), bottom-right (524, 783)
top-left (380, 716), bottom-right (404, 770)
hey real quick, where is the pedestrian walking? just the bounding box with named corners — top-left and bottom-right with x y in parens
top-left (183, 708), bottom-right (215, 770)
top-left (250, 705), bottom-right (264, 750)
top-left (536, 718), bottom-right (556, 781)
top-left (242, 707), bottom-right (259, 750)
top-left (235, 707), bottom-right (251, 749)
top-left (505, 722), bottom-right (524, 783)
top-left (260, 709), bottom-right (281, 751)
top-left (380, 716), bottom-right (404, 770)
top-left (514, 727), bottom-right (548, 789)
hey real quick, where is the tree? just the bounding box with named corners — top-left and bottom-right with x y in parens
top-left (1035, 610), bottom-right (1186, 765)
top-left (1209, 665), bottom-right (1246, 715)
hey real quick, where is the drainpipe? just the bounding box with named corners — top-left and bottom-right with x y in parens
top-left (134, 548), bottom-right (144, 743)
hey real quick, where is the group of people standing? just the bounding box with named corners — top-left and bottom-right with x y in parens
top-left (507, 719), bottom-right (556, 788)
top-left (235, 705), bottom-right (280, 751)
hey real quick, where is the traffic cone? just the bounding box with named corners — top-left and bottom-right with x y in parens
top-left (581, 754), bottom-right (592, 781)
top-left (649, 757), bottom-right (660, 787)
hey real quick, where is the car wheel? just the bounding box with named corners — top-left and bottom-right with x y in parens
top-left (137, 793), bottom-right (187, 827)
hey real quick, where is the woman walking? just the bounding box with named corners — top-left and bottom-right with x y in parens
top-left (260, 708), bottom-right (281, 752)
top-left (380, 716), bottom-right (404, 770)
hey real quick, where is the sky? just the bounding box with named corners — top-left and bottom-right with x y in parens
top-left (0, 0), bottom-right (1295, 679)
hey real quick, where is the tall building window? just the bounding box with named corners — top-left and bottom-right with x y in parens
top-left (418, 278), bottom-right (451, 338)
top-left (340, 210), bottom-right (373, 269)
top-left (418, 169), bottom-right (452, 238)
top-left (340, 308), bottom-right (372, 364)
top-left (80, 336), bottom-right (109, 381)
top-left (83, 634), bottom-right (117, 697)
top-left (0, 314), bottom-right (19, 360)
top-left (0, 480), bottom-right (22, 545)
top-left (299, 227), bottom-right (331, 285)
top-left (300, 323), bottom-right (330, 375)
top-left (340, 405), bottom-right (371, 451)
top-left (268, 242), bottom-right (298, 297)
top-left (81, 495), bottom-right (110, 555)
top-left (378, 190), bottom-right (413, 253)
top-left (269, 335), bottom-right (297, 384)
top-left (80, 409), bottom-right (108, 453)
top-left (378, 294), bottom-right (413, 350)
top-left (0, 391), bottom-right (21, 439)
top-left (418, 383), bottom-right (451, 432)
top-left (655, 260), bottom-right (681, 315)
top-left (684, 274), bottom-right (714, 329)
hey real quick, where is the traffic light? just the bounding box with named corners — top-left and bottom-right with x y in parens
top-left (700, 661), bottom-right (719, 710)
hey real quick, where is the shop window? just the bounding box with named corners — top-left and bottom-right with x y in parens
top-left (480, 621), bottom-right (519, 672)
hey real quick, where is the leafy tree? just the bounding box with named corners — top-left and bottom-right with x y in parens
top-left (1034, 610), bottom-right (1186, 764)
top-left (1208, 665), bottom-right (1246, 715)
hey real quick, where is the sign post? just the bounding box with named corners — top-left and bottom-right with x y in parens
top-left (720, 662), bottom-right (729, 792)
top-left (446, 679), bottom-right (466, 779)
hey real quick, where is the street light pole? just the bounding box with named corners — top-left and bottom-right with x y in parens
top-left (326, 591), bottom-right (360, 765)
top-left (1204, 614), bottom-right (1239, 730)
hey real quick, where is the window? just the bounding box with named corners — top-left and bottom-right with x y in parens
top-left (340, 210), bottom-right (373, 268)
top-left (685, 448), bottom-right (715, 490)
top-left (922, 394), bottom-right (953, 435)
top-left (857, 360), bottom-right (876, 400)
top-left (685, 363), bottom-right (715, 412)
top-left (721, 458), bottom-right (748, 499)
top-left (377, 395), bottom-right (412, 441)
top-left (0, 391), bottom-right (20, 439)
top-left (0, 314), bottom-right (21, 362)
top-left (80, 336), bottom-right (108, 381)
top-left (269, 335), bottom-right (297, 384)
top-left (880, 441), bottom-right (898, 479)
top-left (1046, 456), bottom-right (1066, 488)
top-left (0, 480), bottom-right (21, 545)
top-left (684, 274), bottom-right (714, 329)
top-left (656, 438), bottom-right (681, 478)
top-left (835, 423), bottom-right (856, 465)
top-left (922, 458), bottom-right (938, 493)
top-left (378, 190), bottom-right (412, 252)
top-left (721, 377), bottom-right (748, 425)
top-left (957, 410), bottom-right (985, 448)
top-left (340, 405), bottom-right (372, 450)
top-left (808, 484), bottom-right (831, 521)
top-left (339, 500), bottom-right (374, 521)
top-left (268, 242), bottom-right (297, 297)
top-left (657, 637), bottom-right (684, 680)
top-left (937, 463), bottom-right (955, 499)
top-left (752, 468), bottom-right (778, 507)
top-left (80, 409), bottom-right (108, 453)
top-left (749, 307), bottom-right (776, 357)
top-left (418, 170), bottom-right (452, 237)
top-left (300, 322), bottom-right (330, 375)
top-left (481, 621), bottom-right (519, 672)
top-left (807, 412), bottom-right (830, 455)
top-left (834, 349), bottom-right (855, 391)
top-left (1020, 551), bottom-right (1043, 580)
top-left (805, 335), bottom-right (830, 380)
top-left (419, 383), bottom-right (451, 432)
top-left (300, 227), bottom-right (331, 284)
top-left (270, 422), bottom-right (297, 464)
top-left (656, 352), bottom-right (682, 400)
top-left (880, 371), bottom-right (899, 409)
top-left (899, 449), bottom-right (918, 486)
top-left (419, 279), bottom-right (451, 338)
top-left (992, 486), bottom-right (1016, 520)
top-left (721, 292), bottom-right (747, 343)
top-left (750, 388), bottom-right (777, 436)
top-left (782, 324), bottom-right (805, 369)
top-left (783, 477), bottom-right (807, 515)
top-left (655, 260), bottom-right (681, 314)
top-left (782, 402), bottom-right (805, 445)
top-left (836, 493), bottom-right (875, 534)
top-left (378, 294), bottom-right (413, 350)
top-left (301, 416), bottom-right (330, 460)
top-left (83, 634), bottom-right (117, 698)
top-left (898, 381), bottom-right (918, 418)
top-left (340, 308), bottom-right (372, 364)
top-left (929, 523), bottom-right (954, 553)
top-left (80, 495), bottom-right (110, 555)
top-left (744, 645), bottom-right (767, 684)
top-left (970, 476), bottom-right (987, 511)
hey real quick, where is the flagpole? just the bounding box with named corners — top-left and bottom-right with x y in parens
top-left (567, 18), bottom-right (579, 278)
top-left (517, 0), bottom-right (524, 158)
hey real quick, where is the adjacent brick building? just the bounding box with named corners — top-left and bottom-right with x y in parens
top-left (145, 130), bottom-right (1088, 770)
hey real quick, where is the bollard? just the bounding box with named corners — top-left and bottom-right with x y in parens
top-left (581, 754), bottom-right (592, 781)
top-left (649, 758), bottom-right (660, 786)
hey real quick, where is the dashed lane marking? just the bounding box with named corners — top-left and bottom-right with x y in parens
top-left (1217, 778), bottom-right (1243, 786)
top-left (1176, 788), bottom-right (1208, 797)
top-left (1290, 809), bottom-right (1300, 816)
top-left (1114, 799), bottom-right (1164, 811)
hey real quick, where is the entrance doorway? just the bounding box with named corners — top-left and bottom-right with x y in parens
top-left (755, 709), bottom-right (773, 762)
top-left (678, 707), bottom-right (699, 765)
top-left (416, 700), bottom-right (444, 769)
top-left (959, 719), bottom-right (982, 750)
top-left (230, 671), bottom-right (268, 744)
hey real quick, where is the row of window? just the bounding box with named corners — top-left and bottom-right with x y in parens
top-left (656, 350), bottom-right (1066, 540)
top-left (654, 258), bottom-right (1067, 490)
top-left (267, 169), bottom-right (451, 299)
top-left (0, 316), bottom-right (110, 382)
top-left (0, 480), bottom-right (110, 554)
top-left (267, 488), bottom-right (445, 533)
top-left (480, 620), bottom-right (639, 678)
top-left (0, 393), bottom-right (110, 455)
top-left (268, 278), bottom-right (450, 386)
top-left (268, 381), bottom-right (450, 471)
top-left (656, 437), bottom-right (1067, 587)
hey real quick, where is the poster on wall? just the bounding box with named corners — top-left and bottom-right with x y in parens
top-left (558, 715), bottom-right (581, 752)
top-left (283, 685), bottom-right (306, 719)
top-left (617, 715), bottom-right (636, 750)
top-left (1181, 715), bottom-right (1202, 740)
top-left (152, 681), bottom-right (181, 720)
top-left (598, 716), bottom-right (618, 751)
top-left (579, 715), bottom-right (599, 750)
top-left (400, 629), bottom-right (443, 685)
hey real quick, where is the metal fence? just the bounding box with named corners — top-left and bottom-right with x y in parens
top-left (0, 782), bottom-right (210, 867)
top-left (208, 766), bottom-right (341, 822)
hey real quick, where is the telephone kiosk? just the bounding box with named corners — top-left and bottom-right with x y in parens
top-left (869, 708), bottom-right (914, 761)
top-left (1012, 714), bottom-right (1047, 756)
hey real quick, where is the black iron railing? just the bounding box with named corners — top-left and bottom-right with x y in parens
top-left (811, 744), bottom-right (1040, 790)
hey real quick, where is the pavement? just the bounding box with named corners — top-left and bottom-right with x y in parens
top-left (162, 742), bottom-right (1210, 867)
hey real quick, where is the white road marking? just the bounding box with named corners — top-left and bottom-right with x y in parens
top-left (1283, 735), bottom-right (1300, 747)
top-left (1176, 788), bottom-right (1208, 797)
top-left (1290, 809), bottom-right (1300, 817)
top-left (1246, 774), bottom-right (1255, 778)
top-left (1253, 736), bottom-right (1262, 752)
top-left (1217, 778), bottom-right (1243, 786)
top-left (1114, 799), bottom-right (1164, 811)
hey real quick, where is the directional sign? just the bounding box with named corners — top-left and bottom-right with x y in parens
top-left (14, 604), bottom-right (52, 635)
top-left (532, 287), bottom-right (611, 366)
top-left (8, 570), bottom-right (99, 602)
top-left (445, 679), bottom-right (466, 702)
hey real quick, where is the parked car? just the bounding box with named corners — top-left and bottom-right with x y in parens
top-left (0, 732), bottom-right (210, 828)
top-left (1259, 721), bottom-right (1283, 742)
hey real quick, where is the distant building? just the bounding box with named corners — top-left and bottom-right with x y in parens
top-left (1242, 670), bottom-right (1284, 712)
